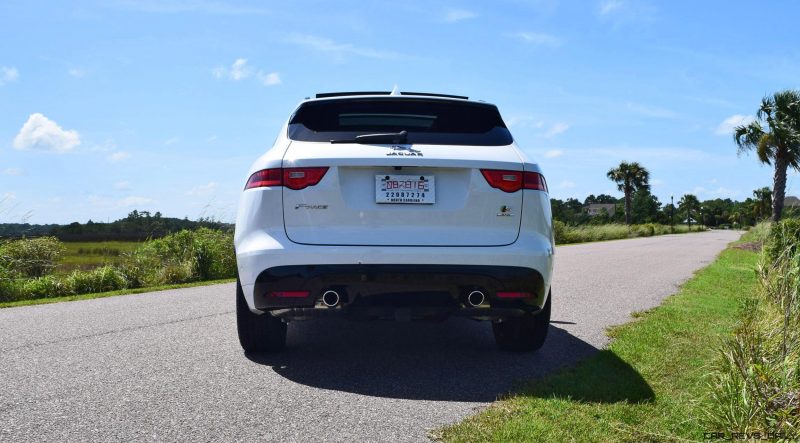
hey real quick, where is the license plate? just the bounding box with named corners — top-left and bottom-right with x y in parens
top-left (376, 175), bottom-right (435, 204)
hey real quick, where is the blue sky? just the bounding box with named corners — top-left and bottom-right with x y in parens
top-left (1, 0), bottom-right (799, 224)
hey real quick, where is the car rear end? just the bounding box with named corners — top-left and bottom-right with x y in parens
top-left (234, 92), bottom-right (554, 352)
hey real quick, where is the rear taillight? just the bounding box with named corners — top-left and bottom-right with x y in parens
top-left (245, 169), bottom-right (282, 189)
top-left (523, 171), bottom-right (548, 192)
top-left (283, 167), bottom-right (329, 190)
top-left (480, 169), bottom-right (547, 193)
top-left (245, 167), bottom-right (329, 190)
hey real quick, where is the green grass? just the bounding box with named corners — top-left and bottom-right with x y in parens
top-left (58, 241), bottom-right (140, 273)
top-left (0, 277), bottom-right (235, 309)
top-left (435, 246), bottom-right (758, 442)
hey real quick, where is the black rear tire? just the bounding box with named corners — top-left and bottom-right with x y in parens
top-left (236, 279), bottom-right (287, 353)
top-left (492, 291), bottom-right (551, 352)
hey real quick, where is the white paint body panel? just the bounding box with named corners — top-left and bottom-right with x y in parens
top-left (282, 141), bottom-right (527, 246)
top-left (234, 96), bottom-right (554, 312)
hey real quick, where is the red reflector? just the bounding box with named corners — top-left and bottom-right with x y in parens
top-left (496, 291), bottom-right (533, 299)
top-left (269, 291), bottom-right (310, 298)
top-left (244, 167), bottom-right (329, 190)
top-left (481, 169), bottom-right (523, 193)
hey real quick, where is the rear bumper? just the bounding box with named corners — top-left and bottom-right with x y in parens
top-left (235, 212), bottom-right (554, 317)
top-left (250, 264), bottom-right (546, 319)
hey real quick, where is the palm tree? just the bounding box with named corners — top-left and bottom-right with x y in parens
top-left (734, 89), bottom-right (800, 222)
top-left (607, 161), bottom-right (650, 225)
top-left (678, 194), bottom-right (700, 231)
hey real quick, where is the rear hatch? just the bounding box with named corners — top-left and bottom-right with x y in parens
top-left (281, 96), bottom-right (524, 247)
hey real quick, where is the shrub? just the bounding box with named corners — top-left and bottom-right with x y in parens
top-left (0, 236), bottom-right (64, 277)
top-left (635, 223), bottom-right (656, 237)
top-left (705, 228), bottom-right (800, 433)
top-left (763, 218), bottom-right (800, 264)
top-left (22, 275), bottom-right (74, 298)
top-left (0, 275), bottom-right (24, 302)
top-left (65, 266), bottom-right (127, 294)
top-left (745, 221), bottom-right (772, 244)
top-left (122, 228), bottom-right (235, 285)
top-left (552, 220), bottom-right (567, 244)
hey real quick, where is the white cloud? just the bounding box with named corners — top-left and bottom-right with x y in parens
top-left (89, 195), bottom-right (153, 208)
top-left (544, 122), bottom-right (570, 138)
top-left (510, 32), bottom-right (562, 47)
top-left (506, 115), bottom-right (544, 128)
top-left (164, 136), bottom-right (180, 145)
top-left (2, 168), bottom-right (22, 176)
top-left (230, 58), bottom-right (251, 80)
top-left (625, 102), bottom-right (678, 118)
top-left (119, 196), bottom-right (152, 207)
top-left (286, 33), bottom-right (402, 61)
top-left (114, 181), bottom-right (132, 190)
top-left (598, 0), bottom-right (656, 25)
top-left (213, 58), bottom-right (252, 80)
top-left (259, 71), bottom-right (281, 86)
top-left (593, 147), bottom-right (711, 162)
top-left (1, 66), bottom-right (19, 86)
top-left (213, 59), bottom-right (281, 86)
top-left (559, 180), bottom-right (576, 189)
top-left (650, 178), bottom-right (664, 186)
top-left (444, 9), bottom-right (477, 22)
top-left (13, 113), bottom-right (81, 153)
top-left (188, 181), bottom-right (217, 196)
top-left (544, 149), bottom-right (563, 158)
top-left (68, 68), bottom-right (85, 78)
top-left (114, 0), bottom-right (269, 15)
top-left (715, 114), bottom-right (755, 135)
top-left (599, 0), bottom-right (624, 15)
top-left (107, 151), bottom-right (131, 162)
top-left (3, 191), bottom-right (17, 201)
top-left (691, 186), bottom-right (739, 199)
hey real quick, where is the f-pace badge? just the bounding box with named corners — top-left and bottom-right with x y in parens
top-left (497, 205), bottom-right (513, 216)
top-left (386, 145), bottom-right (423, 157)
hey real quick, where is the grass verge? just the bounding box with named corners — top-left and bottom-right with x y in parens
top-left (434, 246), bottom-right (758, 442)
top-left (555, 222), bottom-right (708, 245)
top-left (0, 277), bottom-right (235, 309)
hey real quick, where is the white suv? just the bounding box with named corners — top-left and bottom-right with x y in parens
top-left (234, 91), bottom-right (554, 352)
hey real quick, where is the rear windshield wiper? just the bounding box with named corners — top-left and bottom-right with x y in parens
top-left (330, 130), bottom-right (408, 144)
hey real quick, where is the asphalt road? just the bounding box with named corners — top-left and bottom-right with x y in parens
top-left (0, 230), bottom-right (741, 442)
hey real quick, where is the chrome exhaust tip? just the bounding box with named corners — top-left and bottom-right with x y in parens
top-left (321, 290), bottom-right (340, 308)
top-left (467, 290), bottom-right (486, 307)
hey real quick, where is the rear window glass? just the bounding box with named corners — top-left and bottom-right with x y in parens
top-left (288, 98), bottom-right (513, 146)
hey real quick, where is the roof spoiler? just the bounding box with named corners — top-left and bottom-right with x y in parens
top-left (314, 91), bottom-right (469, 100)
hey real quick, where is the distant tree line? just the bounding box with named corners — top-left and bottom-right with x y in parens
top-left (551, 186), bottom-right (782, 228)
top-left (1, 210), bottom-right (232, 241)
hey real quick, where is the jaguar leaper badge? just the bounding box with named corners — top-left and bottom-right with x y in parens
top-left (386, 145), bottom-right (423, 157)
top-left (497, 205), bottom-right (513, 216)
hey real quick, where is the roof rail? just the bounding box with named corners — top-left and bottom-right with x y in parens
top-left (314, 91), bottom-right (468, 100)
